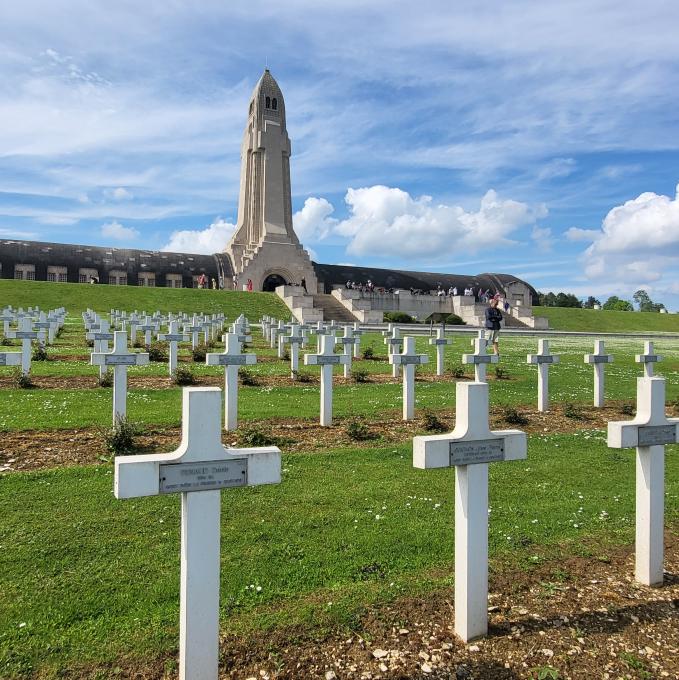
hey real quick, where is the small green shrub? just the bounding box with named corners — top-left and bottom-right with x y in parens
top-left (502, 405), bottom-right (529, 425)
top-left (98, 369), bottom-right (113, 388)
top-left (450, 365), bottom-right (466, 379)
top-left (494, 365), bottom-right (509, 380)
top-left (444, 313), bottom-right (466, 325)
top-left (282, 349), bottom-right (290, 361)
top-left (12, 369), bottom-right (33, 389)
top-left (102, 416), bottom-right (142, 455)
top-left (147, 342), bottom-right (168, 363)
top-left (238, 426), bottom-right (279, 447)
top-left (31, 345), bottom-right (49, 361)
top-left (621, 402), bottom-right (635, 416)
top-left (421, 409), bottom-right (447, 432)
top-left (345, 420), bottom-right (374, 441)
top-left (1, 337), bottom-right (14, 346)
top-left (191, 344), bottom-right (208, 362)
top-left (294, 371), bottom-right (314, 383)
top-left (172, 366), bottom-right (196, 385)
top-left (352, 369), bottom-right (370, 383)
top-left (86, 339), bottom-right (94, 348)
top-left (133, 339), bottom-right (145, 349)
top-left (384, 312), bottom-right (417, 324)
top-left (563, 402), bottom-right (583, 419)
top-left (239, 368), bottom-right (259, 386)
top-left (362, 346), bottom-right (375, 360)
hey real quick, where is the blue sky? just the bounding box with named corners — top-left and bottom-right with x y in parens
top-left (1, 1), bottom-right (679, 308)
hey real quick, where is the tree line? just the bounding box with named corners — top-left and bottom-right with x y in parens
top-left (537, 289), bottom-right (666, 312)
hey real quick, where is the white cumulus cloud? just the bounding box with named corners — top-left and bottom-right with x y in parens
top-left (293, 197), bottom-right (338, 242)
top-left (101, 220), bottom-right (139, 241)
top-left (575, 184), bottom-right (679, 298)
top-left (326, 185), bottom-right (545, 259)
top-left (161, 218), bottom-right (235, 254)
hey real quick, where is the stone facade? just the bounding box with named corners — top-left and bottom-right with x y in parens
top-left (224, 70), bottom-right (318, 293)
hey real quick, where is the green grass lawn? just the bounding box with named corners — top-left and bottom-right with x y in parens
top-left (535, 306), bottom-right (679, 333)
top-left (0, 279), bottom-right (290, 319)
top-left (1, 436), bottom-right (677, 677)
top-left (2, 287), bottom-right (679, 678)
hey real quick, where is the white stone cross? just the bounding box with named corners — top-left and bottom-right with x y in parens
top-left (6, 317), bottom-right (39, 376)
top-left (184, 317), bottom-right (203, 350)
top-left (91, 331), bottom-right (149, 424)
top-left (0, 350), bottom-right (22, 369)
top-left (526, 339), bottom-right (560, 412)
top-left (159, 320), bottom-right (190, 375)
top-left (205, 333), bottom-right (256, 430)
top-left (413, 380), bottom-right (527, 642)
top-left (114, 387), bottom-right (281, 680)
top-left (351, 322), bottom-right (364, 358)
top-left (304, 334), bottom-right (350, 426)
top-left (277, 323), bottom-right (293, 358)
top-left (33, 312), bottom-right (53, 345)
top-left (280, 324), bottom-right (305, 378)
top-left (390, 336), bottom-right (428, 420)
top-left (636, 341), bottom-right (662, 378)
top-left (138, 316), bottom-right (157, 346)
top-left (87, 320), bottom-right (114, 379)
top-left (584, 340), bottom-right (613, 407)
top-left (0, 310), bottom-right (14, 336)
top-left (608, 375), bottom-right (679, 586)
top-left (462, 337), bottom-right (498, 382)
top-left (384, 327), bottom-right (402, 378)
top-left (336, 327), bottom-right (360, 378)
top-left (269, 321), bottom-right (284, 350)
top-left (429, 328), bottom-right (452, 376)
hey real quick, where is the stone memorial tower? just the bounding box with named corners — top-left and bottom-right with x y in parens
top-left (224, 70), bottom-right (318, 293)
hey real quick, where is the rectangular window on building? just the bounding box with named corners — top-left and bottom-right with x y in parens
top-left (47, 266), bottom-right (67, 283)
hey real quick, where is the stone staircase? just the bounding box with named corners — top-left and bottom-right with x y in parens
top-left (311, 294), bottom-right (358, 322)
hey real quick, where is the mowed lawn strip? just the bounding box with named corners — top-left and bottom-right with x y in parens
top-left (1, 434), bottom-right (678, 676)
top-left (533, 305), bottom-right (679, 333)
top-left (0, 279), bottom-right (291, 319)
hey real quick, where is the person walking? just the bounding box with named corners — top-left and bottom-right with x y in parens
top-left (484, 297), bottom-right (503, 356)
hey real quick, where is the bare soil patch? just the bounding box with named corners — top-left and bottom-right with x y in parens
top-left (1, 402), bottom-right (671, 474)
top-left (60, 533), bottom-right (679, 679)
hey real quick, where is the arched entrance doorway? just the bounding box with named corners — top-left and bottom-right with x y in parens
top-left (262, 273), bottom-right (287, 292)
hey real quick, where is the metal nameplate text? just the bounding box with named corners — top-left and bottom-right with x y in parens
top-left (216, 355), bottom-right (250, 365)
top-left (159, 458), bottom-right (247, 494)
top-left (399, 356), bottom-right (424, 365)
top-left (535, 356), bottom-right (556, 364)
top-left (638, 425), bottom-right (677, 447)
top-left (104, 355), bottom-right (139, 366)
top-left (450, 438), bottom-right (505, 466)
top-left (318, 355), bottom-right (342, 364)
top-left (589, 355), bottom-right (612, 364)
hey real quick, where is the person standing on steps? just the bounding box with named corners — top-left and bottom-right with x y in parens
top-left (301, 277), bottom-right (307, 293)
top-left (484, 296), bottom-right (503, 356)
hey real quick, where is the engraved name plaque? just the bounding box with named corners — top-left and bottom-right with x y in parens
top-left (105, 355), bottom-right (140, 366)
top-left (215, 355), bottom-right (250, 365)
top-left (386, 338), bottom-right (402, 345)
top-left (638, 425), bottom-right (677, 447)
top-left (431, 339), bottom-right (449, 345)
top-left (399, 356), bottom-right (424, 365)
top-left (159, 458), bottom-right (248, 494)
top-left (449, 438), bottom-right (505, 466)
top-left (535, 356), bottom-right (555, 364)
top-left (589, 355), bottom-right (612, 364)
top-left (0, 355), bottom-right (8, 365)
top-left (318, 355), bottom-right (341, 364)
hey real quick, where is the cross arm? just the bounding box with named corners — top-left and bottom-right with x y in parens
top-left (413, 429), bottom-right (526, 469)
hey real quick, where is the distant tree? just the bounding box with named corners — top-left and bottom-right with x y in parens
top-left (603, 296), bottom-right (633, 311)
top-left (583, 296), bottom-right (601, 309)
top-left (538, 291), bottom-right (582, 307)
top-left (633, 289), bottom-right (665, 312)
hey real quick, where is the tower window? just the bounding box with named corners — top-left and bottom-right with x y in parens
top-left (265, 96), bottom-right (270, 108)
top-left (249, 101), bottom-right (253, 115)
top-left (272, 98), bottom-right (277, 110)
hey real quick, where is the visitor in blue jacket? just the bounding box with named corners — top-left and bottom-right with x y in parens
top-left (485, 297), bottom-right (503, 356)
